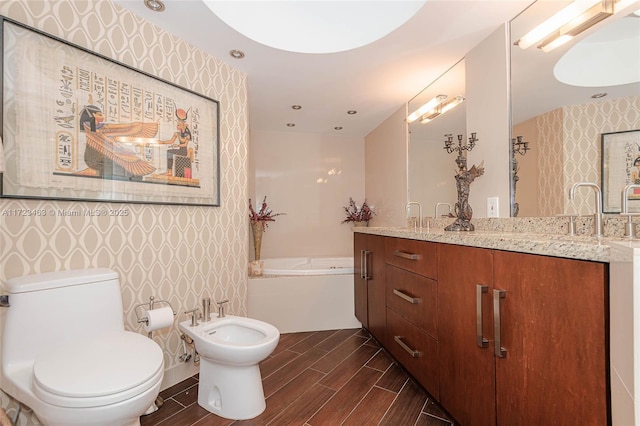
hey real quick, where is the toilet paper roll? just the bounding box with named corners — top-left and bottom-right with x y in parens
top-left (144, 306), bottom-right (174, 332)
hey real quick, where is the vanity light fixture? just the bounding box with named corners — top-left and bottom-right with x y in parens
top-left (144, 0), bottom-right (165, 12)
top-left (419, 96), bottom-right (465, 124)
top-left (406, 94), bottom-right (447, 123)
top-left (516, 0), bottom-right (614, 52)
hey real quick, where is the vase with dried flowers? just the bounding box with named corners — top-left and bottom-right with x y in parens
top-left (249, 196), bottom-right (285, 261)
top-left (342, 197), bottom-right (374, 227)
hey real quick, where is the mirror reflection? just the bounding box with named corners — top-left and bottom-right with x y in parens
top-left (407, 59), bottom-right (466, 220)
top-left (510, 0), bottom-right (640, 217)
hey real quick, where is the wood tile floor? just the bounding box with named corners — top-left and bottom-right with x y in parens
top-left (141, 328), bottom-right (455, 426)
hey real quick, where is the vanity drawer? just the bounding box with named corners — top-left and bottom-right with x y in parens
top-left (386, 308), bottom-right (439, 399)
top-left (385, 237), bottom-right (437, 279)
top-left (386, 265), bottom-right (437, 338)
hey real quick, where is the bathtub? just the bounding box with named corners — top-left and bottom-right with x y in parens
top-left (248, 257), bottom-right (362, 333)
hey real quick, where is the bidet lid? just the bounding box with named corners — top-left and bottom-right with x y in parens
top-left (33, 331), bottom-right (163, 399)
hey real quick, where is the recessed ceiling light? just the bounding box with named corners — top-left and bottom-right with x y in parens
top-left (292, 105), bottom-right (302, 110)
top-left (144, 0), bottom-right (165, 12)
top-left (229, 50), bottom-right (245, 59)
top-left (591, 92), bottom-right (608, 99)
top-left (286, 123), bottom-right (295, 127)
top-left (347, 110), bottom-right (357, 115)
top-left (334, 126), bottom-right (343, 130)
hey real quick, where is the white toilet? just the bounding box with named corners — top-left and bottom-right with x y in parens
top-left (0, 269), bottom-right (164, 426)
top-left (179, 313), bottom-right (279, 420)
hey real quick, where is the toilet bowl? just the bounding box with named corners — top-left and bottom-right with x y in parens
top-left (0, 269), bottom-right (166, 426)
top-left (179, 314), bottom-right (279, 420)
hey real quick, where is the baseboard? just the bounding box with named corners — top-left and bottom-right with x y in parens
top-left (160, 361), bottom-right (199, 391)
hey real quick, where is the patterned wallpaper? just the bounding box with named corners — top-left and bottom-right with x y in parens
top-left (0, 1), bottom-right (248, 422)
top-left (536, 96), bottom-right (640, 216)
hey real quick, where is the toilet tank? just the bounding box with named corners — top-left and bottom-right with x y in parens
top-left (2, 269), bottom-right (125, 368)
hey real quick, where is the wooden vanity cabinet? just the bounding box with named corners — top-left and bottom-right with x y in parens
top-left (438, 243), bottom-right (608, 426)
top-left (384, 237), bottom-right (439, 398)
top-left (353, 232), bottom-right (386, 345)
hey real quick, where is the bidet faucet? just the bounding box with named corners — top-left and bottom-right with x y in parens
top-left (406, 202), bottom-right (422, 230)
top-left (435, 202), bottom-right (452, 218)
top-left (621, 184), bottom-right (640, 238)
top-left (185, 308), bottom-right (200, 327)
top-left (217, 299), bottom-right (229, 318)
top-left (569, 182), bottom-right (603, 237)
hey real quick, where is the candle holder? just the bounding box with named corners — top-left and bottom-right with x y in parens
top-left (444, 133), bottom-right (484, 231)
top-left (510, 136), bottom-right (530, 217)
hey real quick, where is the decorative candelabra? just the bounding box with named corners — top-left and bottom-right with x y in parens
top-left (444, 133), bottom-right (484, 231)
top-left (510, 136), bottom-right (530, 217)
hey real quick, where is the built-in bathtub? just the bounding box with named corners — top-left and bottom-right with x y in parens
top-left (247, 257), bottom-right (362, 333)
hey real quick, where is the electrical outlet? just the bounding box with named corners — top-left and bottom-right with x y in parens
top-left (487, 197), bottom-right (499, 218)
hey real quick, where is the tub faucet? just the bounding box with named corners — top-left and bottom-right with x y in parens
top-left (569, 182), bottom-right (603, 237)
top-left (435, 202), bottom-right (452, 218)
top-left (406, 202), bottom-right (422, 230)
top-left (217, 299), bottom-right (229, 318)
top-left (621, 184), bottom-right (640, 238)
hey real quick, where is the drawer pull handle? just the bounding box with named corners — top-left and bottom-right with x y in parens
top-left (394, 335), bottom-right (422, 358)
top-left (476, 284), bottom-right (489, 348)
top-left (393, 250), bottom-right (421, 260)
top-left (493, 289), bottom-right (507, 358)
top-left (393, 289), bottom-right (420, 304)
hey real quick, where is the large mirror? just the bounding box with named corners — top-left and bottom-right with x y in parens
top-left (510, 0), bottom-right (640, 217)
top-left (407, 59), bottom-right (465, 219)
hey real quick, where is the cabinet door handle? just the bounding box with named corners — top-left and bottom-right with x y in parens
top-left (360, 249), bottom-right (365, 279)
top-left (363, 250), bottom-right (371, 280)
top-left (393, 289), bottom-right (420, 304)
top-left (476, 284), bottom-right (489, 348)
top-left (394, 335), bottom-right (422, 358)
top-left (393, 250), bottom-right (421, 260)
top-left (493, 289), bottom-right (507, 358)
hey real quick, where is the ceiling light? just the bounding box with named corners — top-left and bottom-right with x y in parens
top-left (515, 0), bottom-right (606, 50)
top-left (347, 110), bottom-right (357, 115)
top-left (591, 92), bottom-right (608, 98)
top-left (286, 123), bottom-right (295, 127)
top-left (334, 126), bottom-right (343, 130)
top-left (229, 50), bottom-right (245, 59)
top-left (406, 95), bottom-right (447, 123)
top-left (292, 105), bottom-right (302, 110)
top-left (144, 0), bottom-right (165, 12)
top-left (538, 0), bottom-right (615, 52)
top-left (202, 1), bottom-right (426, 54)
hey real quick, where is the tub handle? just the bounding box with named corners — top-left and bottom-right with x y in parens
top-left (393, 250), bottom-right (421, 260)
top-left (393, 289), bottom-right (420, 304)
top-left (394, 335), bottom-right (422, 358)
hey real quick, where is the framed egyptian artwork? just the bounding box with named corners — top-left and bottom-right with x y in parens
top-left (601, 129), bottom-right (640, 213)
top-left (0, 17), bottom-right (220, 206)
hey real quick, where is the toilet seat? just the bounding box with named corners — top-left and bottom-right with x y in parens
top-left (32, 331), bottom-right (163, 408)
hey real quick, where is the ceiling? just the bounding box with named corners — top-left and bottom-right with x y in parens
top-left (112, 0), bottom-right (532, 138)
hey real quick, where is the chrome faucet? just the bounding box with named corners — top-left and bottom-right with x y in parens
top-left (406, 202), bottom-right (422, 230)
top-left (569, 182), bottom-right (603, 237)
top-left (621, 184), bottom-right (640, 238)
top-left (434, 202), bottom-right (452, 218)
top-left (217, 299), bottom-right (229, 318)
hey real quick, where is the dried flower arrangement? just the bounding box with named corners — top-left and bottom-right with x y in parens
top-left (342, 197), bottom-right (374, 224)
top-left (249, 196), bottom-right (285, 230)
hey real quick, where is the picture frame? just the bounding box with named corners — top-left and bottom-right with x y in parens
top-left (0, 17), bottom-right (220, 207)
top-left (601, 129), bottom-right (640, 213)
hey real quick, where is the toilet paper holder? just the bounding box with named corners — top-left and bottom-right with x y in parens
top-left (134, 296), bottom-right (176, 336)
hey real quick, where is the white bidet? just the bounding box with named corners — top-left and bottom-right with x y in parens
top-left (179, 314), bottom-right (279, 420)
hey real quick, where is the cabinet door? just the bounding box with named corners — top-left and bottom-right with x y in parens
top-left (438, 243), bottom-right (496, 426)
top-left (354, 233), bottom-right (368, 328)
top-left (367, 234), bottom-right (386, 346)
top-left (353, 233), bottom-right (386, 345)
top-left (493, 251), bottom-right (608, 426)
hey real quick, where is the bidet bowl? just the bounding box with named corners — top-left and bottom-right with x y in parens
top-left (179, 315), bottom-right (279, 366)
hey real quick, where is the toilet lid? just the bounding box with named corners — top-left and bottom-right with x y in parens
top-left (33, 331), bottom-right (163, 399)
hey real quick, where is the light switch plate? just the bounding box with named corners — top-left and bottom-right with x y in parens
top-left (487, 197), bottom-right (499, 218)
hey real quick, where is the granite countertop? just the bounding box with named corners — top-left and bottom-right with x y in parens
top-left (354, 227), bottom-right (616, 263)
